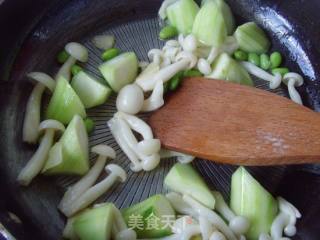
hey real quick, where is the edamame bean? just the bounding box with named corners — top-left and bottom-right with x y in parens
top-left (233, 50), bottom-right (248, 61)
top-left (169, 72), bottom-right (184, 91)
top-left (57, 50), bottom-right (70, 64)
top-left (248, 53), bottom-right (260, 66)
top-left (159, 26), bottom-right (178, 40)
top-left (260, 54), bottom-right (271, 70)
top-left (164, 81), bottom-right (170, 93)
top-left (101, 48), bottom-right (120, 61)
top-left (84, 118), bottom-right (95, 134)
top-left (71, 65), bottom-right (83, 76)
top-left (271, 67), bottom-right (289, 76)
top-left (183, 69), bottom-right (203, 77)
top-left (270, 51), bottom-right (282, 68)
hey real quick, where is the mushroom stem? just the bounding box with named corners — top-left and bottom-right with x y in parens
top-left (56, 56), bottom-right (77, 81)
top-left (108, 118), bottom-right (142, 172)
top-left (58, 155), bottom-right (107, 213)
top-left (183, 195), bottom-right (238, 240)
top-left (165, 192), bottom-right (197, 217)
top-left (287, 79), bottom-right (302, 105)
top-left (241, 61), bottom-right (282, 89)
top-left (211, 191), bottom-right (235, 222)
top-left (199, 216), bottom-right (214, 240)
top-left (112, 206), bottom-right (137, 240)
top-left (141, 80), bottom-right (165, 112)
top-left (160, 149), bottom-right (195, 164)
top-left (136, 59), bottom-right (190, 91)
top-left (63, 164), bottom-right (127, 217)
top-left (271, 212), bottom-right (290, 239)
top-left (23, 83), bottom-right (46, 143)
top-left (18, 129), bottom-right (54, 186)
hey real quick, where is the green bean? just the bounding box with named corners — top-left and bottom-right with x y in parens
top-left (183, 69), bottom-right (203, 77)
top-left (57, 50), bottom-right (70, 64)
top-left (159, 26), bottom-right (178, 40)
top-left (101, 48), bottom-right (120, 61)
top-left (233, 50), bottom-right (248, 61)
top-left (270, 52), bottom-right (282, 68)
top-left (84, 118), bottom-right (95, 134)
top-left (248, 53), bottom-right (260, 66)
top-left (169, 72), bottom-right (183, 91)
top-left (271, 67), bottom-right (289, 77)
top-left (71, 65), bottom-right (83, 76)
top-left (260, 54), bottom-right (271, 70)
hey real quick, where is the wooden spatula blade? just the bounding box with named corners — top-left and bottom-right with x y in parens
top-left (149, 77), bottom-right (320, 165)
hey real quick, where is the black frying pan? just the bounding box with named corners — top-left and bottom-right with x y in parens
top-left (0, 0), bottom-right (320, 239)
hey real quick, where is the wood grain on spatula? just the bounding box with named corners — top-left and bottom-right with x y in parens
top-left (149, 77), bottom-right (320, 165)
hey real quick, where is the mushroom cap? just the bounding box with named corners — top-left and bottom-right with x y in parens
top-left (282, 72), bottom-right (304, 87)
top-left (229, 216), bottom-right (250, 235)
top-left (65, 42), bottom-right (88, 62)
top-left (27, 72), bottom-right (55, 92)
top-left (116, 84), bottom-right (144, 114)
top-left (210, 231), bottom-right (226, 240)
top-left (141, 153), bottom-right (160, 171)
top-left (182, 34), bottom-right (197, 52)
top-left (105, 164), bottom-right (127, 182)
top-left (91, 144), bottom-right (116, 159)
top-left (137, 139), bottom-right (161, 156)
top-left (175, 51), bottom-right (197, 69)
top-left (39, 119), bottom-right (65, 133)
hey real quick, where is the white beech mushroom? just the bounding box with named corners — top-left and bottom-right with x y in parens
top-left (210, 231), bottom-right (227, 240)
top-left (197, 58), bottom-right (212, 76)
top-left (92, 35), bottom-right (115, 50)
top-left (183, 195), bottom-right (238, 240)
top-left (111, 205), bottom-right (137, 240)
top-left (175, 51), bottom-right (198, 69)
top-left (182, 34), bottom-right (198, 52)
top-left (56, 42), bottom-right (88, 81)
top-left (141, 80), bottom-right (165, 112)
top-left (135, 62), bottom-right (161, 90)
top-left (108, 118), bottom-right (143, 172)
top-left (23, 72), bottom-right (55, 144)
top-left (282, 73), bottom-right (304, 105)
top-left (165, 192), bottom-right (197, 217)
top-left (137, 139), bottom-right (161, 156)
top-left (58, 144), bottom-right (116, 214)
top-left (63, 164), bottom-right (127, 217)
top-left (161, 56), bottom-right (172, 68)
top-left (136, 59), bottom-right (190, 91)
top-left (148, 49), bottom-right (163, 66)
top-left (270, 197), bottom-right (301, 239)
top-left (199, 216), bottom-right (215, 240)
top-left (18, 120), bottom-right (65, 186)
top-left (241, 61), bottom-right (282, 89)
top-left (116, 84), bottom-right (145, 114)
top-left (160, 149), bottom-right (195, 164)
top-left (212, 191), bottom-right (250, 235)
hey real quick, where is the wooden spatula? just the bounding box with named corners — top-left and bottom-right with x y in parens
top-left (149, 77), bottom-right (320, 165)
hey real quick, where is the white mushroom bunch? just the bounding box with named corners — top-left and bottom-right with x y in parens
top-left (166, 192), bottom-right (244, 240)
top-left (58, 145), bottom-right (127, 217)
top-left (18, 120), bottom-right (65, 186)
top-left (282, 73), bottom-right (304, 105)
top-left (269, 197), bottom-right (301, 240)
top-left (108, 112), bottom-right (161, 172)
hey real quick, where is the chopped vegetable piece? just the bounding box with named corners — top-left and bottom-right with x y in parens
top-left (159, 25), bottom-right (178, 40)
top-left (42, 115), bottom-right (89, 175)
top-left (233, 50), bottom-right (248, 61)
top-left (271, 67), bottom-right (289, 76)
top-left (73, 203), bottom-right (114, 240)
top-left (164, 163), bottom-right (216, 209)
top-left (270, 51), bottom-right (282, 68)
top-left (235, 22), bottom-right (270, 54)
top-left (183, 69), bottom-right (203, 77)
top-left (167, 0), bottom-right (199, 35)
top-left (101, 48), bottom-right (120, 61)
top-left (209, 53), bottom-right (253, 86)
top-left (122, 194), bottom-right (175, 238)
top-left (84, 118), bottom-right (95, 134)
top-left (192, 0), bottom-right (227, 46)
top-left (213, 0), bottom-right (235, 35)
top-left (164, 81), bottom-right (170, 93)
top-left (260, 53), bottom-right (271, 70)
top-left (99, 52), bottom-right (138, 92)
top-left (46, 77), bottom-right (86, 124)
top-left (57, 50), bottom-right (70, 64)
top-left (71, 71), bottom-right (112, 108)
top-left (248, 53), bottom-right (260, 66)
top-left (71, 65), bottom-right (83, 76)
top-left (230, 167), bottom-right (278, 240)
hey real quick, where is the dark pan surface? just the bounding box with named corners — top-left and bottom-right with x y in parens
top-left (0, 0), bottom-right (320, 239)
